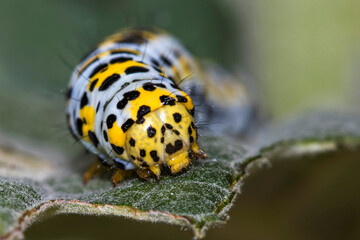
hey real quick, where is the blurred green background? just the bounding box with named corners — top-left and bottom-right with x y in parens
top-left (0, 0), bottom-right (360, 239)
top-left (1, 0), bottom-right (360, 142)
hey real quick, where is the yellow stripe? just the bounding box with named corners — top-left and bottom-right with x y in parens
top-left (77, 48), bottom-right (140, 77)
top-left (79, 106), bottom-right (96, 142)
top-left (108, 121), bottom-right (126, 147)
top-left (87, 60), bottom-right (146, 91)
top-left (178, 90), bottom-right (194, 111)
top-left (171, 65), bottom-right (181, 82)
top-left (127, 87), bottom-right (177, 121)
top-left (179, 56), bottom-right (192, 77)
top-left (98, 30), bottom-right (158, 48)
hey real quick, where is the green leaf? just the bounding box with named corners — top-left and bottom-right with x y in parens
top-left (1, 112), bottom-right (360, 240)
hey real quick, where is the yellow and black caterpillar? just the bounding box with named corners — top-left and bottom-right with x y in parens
top-left (66, 28), bottom-right (254, 185)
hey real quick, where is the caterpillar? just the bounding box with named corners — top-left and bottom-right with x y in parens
top-left (66, 28), bottom-right (254, 185)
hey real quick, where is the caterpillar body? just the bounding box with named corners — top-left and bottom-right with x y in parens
top-left (66, 28), bottom-right (254, 184)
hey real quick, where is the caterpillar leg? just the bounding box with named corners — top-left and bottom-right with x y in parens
top-left (150, 165), bottom-right (161, 179)
top-left (136, 168), bottom-right (153, 181)
top-left (112, 169), bottom-right (133, 186)
top-left (191, 143), bottom-right (206, 159)
top-left (167, 151), bottom-right (190, 174)
top-left (83, 159), bottom-right (108, 184)
top-left (167, 143), bottom-right (206, 174)
top-left (135, 165), bottom-right (161, 181)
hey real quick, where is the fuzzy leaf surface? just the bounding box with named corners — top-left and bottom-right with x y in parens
top-left (0, 112), bottom-right (360, 239)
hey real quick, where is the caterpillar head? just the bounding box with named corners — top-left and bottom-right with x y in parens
top-left (125, 102), bottom-right (205, 179)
